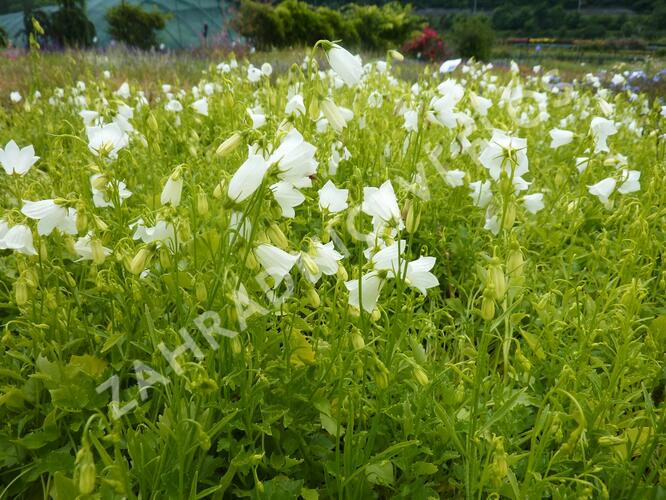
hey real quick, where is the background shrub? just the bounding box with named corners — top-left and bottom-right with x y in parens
top-left (450, 15), bottom-right (494, 61)
top-left (106, 3), bottom-right (169, 50)
top-left (402, 26), bottom-right (451, 61)
top-left (235, 0), bottom-right (285, 50)
top-left (49, 0), bottom-right (95, 48)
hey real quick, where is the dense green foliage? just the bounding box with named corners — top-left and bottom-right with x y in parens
top-left (450, 15), bottom-right (494, 61)
top-left (105, 3), bottom-right (169, 50)
top-left (0, 45), bottom-right (664, 498)
top-left (48, 0), bottom-right (95, 48)
top-left (236, 0), bottom-right (422, 50)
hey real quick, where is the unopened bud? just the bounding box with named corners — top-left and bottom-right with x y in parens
top-left (308, 98), bottom-right (320, 121)
top-left (15, 278), bottom-right (28, 306)
top-left (195, 281), bottom-right (208, 302)
top-left (301, 253), bottom-right (320, 278)
top-left (320, 99), bottom-right (346, 132)
top-left (388, 49), bottom-right (404, 62)
top-left (405, 200), bottom-right (421, 234)
top-left (306, 287), bottom-right (320, 308)
top-left (230, 335), bottom-right (242, 354)
top-left (129, 247), bottom-right (152, 275)
top-left (78, 462), bottom-right (96, 494)
top-left (488, 257), bottom-right (506, 299)
top-left (216, 132), bottom-right (242, 157)
top-left (213, 179), bottom-right (226, 199)
top-left (481, 285), bottom-right (496, 321)
top-left (91, 238), bottom-right (107, 265)
top-left (197, 190), bottom-right (209, 216)
top-left (147, 113), bottom-right (159, 132)
top-left (351, 329), bottom-right (365, 350)
top-left (337, 264), bottom-right (348, 281)
top-left (413, 366), bottom-right (430, 386)
top-left (266, 223), bottom-right (289, 249)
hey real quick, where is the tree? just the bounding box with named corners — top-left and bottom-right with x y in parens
top-left (105, 3), bottom-right (169, 50)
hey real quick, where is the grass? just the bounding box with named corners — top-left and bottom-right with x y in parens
top-left (0, 44), bottom-right (664, 499)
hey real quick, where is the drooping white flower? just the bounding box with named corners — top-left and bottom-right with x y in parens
top-left (523, 193), bottom-right (545, 214)
top-left (73, 233), bottom-right (112, 261)
top-left (228, 152), bottom-right (270, 203)
top-left (301, 241), bottom-right (344, 283)
top-left (345, 271), bottom-right (384, 313)
top-left (588, 177), bottom-right (616, 205)
top-left (270, 181), bottom-right (305, 218)
top-left (247, 65), bottom-right (262, 83)
top-left (362, 180), bottom-right (402, 229)
top-left (80, 109), bottom-right (100, 126)
top-left (469, 91), bottom-right (492, 116)
top-left (444, 170), bottom-right (466, 188)
top-left (439, 58), bottom-right (462, 73)
top-left (318, 180), bottom-right (348, 213)
top-left (0, 140), bottom-right (39, 176)
top-left (255, 244), bottom-right (299, 286)
top-left (285, 94), bottom-right (306, 116)
top-left (161, 169), bottom-right (184, 207)
top-left (131, 219), bottom-right (176, 248)
top-left (469, 180), bottom-right (493, 208)
top-left (165, 99), bottom-right (183, 112)
top-left (617, 169), bottom-right (640, 194)
top-left (327, 43), bottom-right (363, 87)
top-left (248, 106), bottom-right (266, 129)
top-left (261, 62), bottom-right (273, 76)
top-left (0, 224), bottom-right (37, 255)
top-left (549, 128), bottom-right (574, 149)
top-left (405, 256), bottom-right (439, 295)
top-left (590, 117), bottom-right (617, 153)
top-left (268, 128), bottom-right (318, 188)
top-left (115, 82), bottom-right (130, 99)
top-left (191, 97), bottom-right (209, 116)
top-left (90, 174), bottom-right (132, 208)
top-left (479, 130), bottom-right (528, 181)
top-left (86, 122), bottom-right (129, 159)
top-left (403, 109), bottom-right (418, 132)
top-left (21, 199), bottom-right (77, 236)
top-left (320, 99), bottom-right (351, 132)
top-left (575, 157), bottom-right (590, 174)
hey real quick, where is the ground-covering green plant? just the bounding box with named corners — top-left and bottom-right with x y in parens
top-left (0, 42), bottom-right (664, 499)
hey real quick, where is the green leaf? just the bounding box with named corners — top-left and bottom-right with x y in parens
top-left (365, 460), bottom-right (394, 486)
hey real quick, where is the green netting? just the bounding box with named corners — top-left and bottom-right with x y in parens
top-left (0, 0), bottom-right (240, 49)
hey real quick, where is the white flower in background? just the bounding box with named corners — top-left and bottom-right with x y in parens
top-left (345, 271), bottom-right (384, 313)
top-left (469, 180), bottom-right (493, 208)
top-left (269, 128), bottom-right (317, 188)
top-left (229, 211), bottom-right (252, 241)
top-left (318, 180), bottom-right (348, 213)
top-left (255, 244), bottom-right (299, 286)
top-left (90, 174), bottom-right (132, 208)
top-left (247, 65), bottom-right (262, 83)
top-left (326, 43), bottom-right (363, 86)
top-left (248, 106), bottom-right (266, 129)
top-left (479, 130), bottom-right (528, 181)
top-left (161, 168), bottom-right (184, 207)
top-left (0, 140), bottom-right (39, 176)
top-left (588, 177), bottom-right (616, 205)
top-left (132, 219), bottom-right (176, 248)
top-left (362, 180), bottom-right (402, 229)
top-left (590, 117), bottom-right (617, 153)
top-left (403, 109), bottom-right (418, 132)
top-left (80, 109), bottom-right (100, 126)
top-left (261, 62), bottom-right (273, 76)
top-left (439, 58), bottom-right (461, 73)
top-left (74, 233), bottom-right (111, 261)
top-left (115, 82), bottom-right (130, 99)
top-left (523, 193), bottom-right (545, 214)
top-left (270, 181), bottom-right (305, 218)
top-left (217, 62), bottom-right (231, 73)
top-left (469, 91), bottom-right (492, 116)
top-left (0, 224), bottom-right (37, 255)
top-left (86, 122), bottom-right (129, 159)
top-left (405, 256), bottom-right (439, 295)
top-left (611, 74), bottom-right (625, 86)
top-left (367, 91), bottom-right (383, 108)
top-left (484, 211), bottom-right (500, 236)
top-left (617, 169), bottom-right (640, 194)
top-left (549, 128), bottom-right (574, 149)
top-left (165, 99), bottom-right (183, 112)
top-left (203, 83), bottom-right (215, 96)
top-left (301, 241), bottom-right (344, 283)
top-left (21, 199), bottom-right (77, 236)
top-left (444, 170), bottom-right (466, 188)
top-left (103, 70), bottom-right (111, 79)
top-left (285, 94), bottom-right (306, 116)
top-left (320, 99), bottom-right (351, 132)
top-left (575, 157), bottom-right (590, 174)
top-left (10, 91), bottom-right (22, 103)
top-left (162, 84), bottom-right (172, 94)
top-left (228, 152), bottom-right (270, 203)
top-left (191, 97), bottom-right (208, 116)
